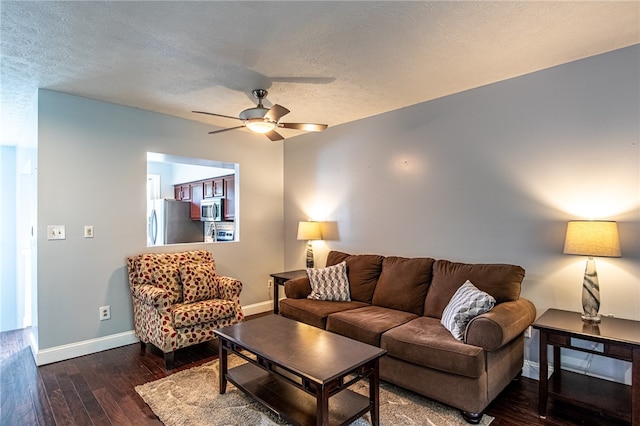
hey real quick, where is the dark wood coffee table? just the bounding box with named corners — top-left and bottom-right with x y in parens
top-left (214, 315), bottom-right (387, 426)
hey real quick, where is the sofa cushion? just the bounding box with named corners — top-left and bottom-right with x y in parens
top-left (371, 256), bottom-right (435, 315)
top-left (381, 316), bottom-right (485, 378)
top-left (307, 261), bottom-right (351, 301)
top-left (327, 306), bottom-right (418, 347)
top-left (441, 280), bottom-right (496, 340)
top-left (180, 262), bottom-right (219, 303)
top-left (278, 298), bottom-right (368, 329)
top-left (327, 251), bottom-right (385, 303)
top-left (172, 299), bottom-right (236, 328)
top-left (424, 260), bottom-right (525, 319)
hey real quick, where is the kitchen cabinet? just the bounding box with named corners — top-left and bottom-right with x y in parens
top-left (175, 174), bottom-right (235, 221)
top-left (190, 183), bottom-right (203, 220)
top-left (213, 178), bottom-right (224, 197)
top-left (224, 176), bottom-right (235, 220)
top-left (174, 184), bottom-right (191, 201)
top-left (204, 178), bottom-right (224, 198)
top-left (204, 180), bottom-right (214, 198)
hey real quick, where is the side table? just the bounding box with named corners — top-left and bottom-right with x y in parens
top-left (269, 269), bottom-right (307, 314)
top-left (533, 308), bottom-right (640, 424)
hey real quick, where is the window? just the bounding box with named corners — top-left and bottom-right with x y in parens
top-left (146, 152), bottom-right (238, 246)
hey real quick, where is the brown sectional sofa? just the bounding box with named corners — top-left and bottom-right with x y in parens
top-left (279, 251), bottom-right (536, 424)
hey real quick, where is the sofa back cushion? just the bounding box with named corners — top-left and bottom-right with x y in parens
top-left (326, 251), bottom-right (384, 303)
top-left (423, 260), bottom-right (525, 318)
top-left (371, 256), bottom-right (435, 315)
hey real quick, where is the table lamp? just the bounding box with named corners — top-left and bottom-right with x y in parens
top-left (297, 221), bottom-right (322, 268)
top-left (563, 220), bottom-right (621, 323)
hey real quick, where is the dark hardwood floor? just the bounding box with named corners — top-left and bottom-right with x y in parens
top-left (1, 315), bottom-right (629, 426)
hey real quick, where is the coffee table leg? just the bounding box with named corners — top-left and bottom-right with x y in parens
top-left (316, 385), bottom-right (329, 426)
top-left (218, 338), bottom-right (228, 394)
top-left (370, 359), bottom-right (380, 426)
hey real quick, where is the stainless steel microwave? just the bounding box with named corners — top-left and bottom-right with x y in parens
top-left (201, 198), bottom-right (223, 221)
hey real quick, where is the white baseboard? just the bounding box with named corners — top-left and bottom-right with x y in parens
top-left (30, 301), bottom-right (274, 366)
top-left (32, 330), bottom-right (138, 366)
top-left (242, 300), bottom-right (273, 316)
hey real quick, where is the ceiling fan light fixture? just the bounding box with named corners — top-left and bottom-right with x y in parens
top-left (245, 118), bottom-right (276, 134)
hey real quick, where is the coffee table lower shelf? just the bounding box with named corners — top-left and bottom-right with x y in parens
top-left (227, 362), bottom-right (372, 426)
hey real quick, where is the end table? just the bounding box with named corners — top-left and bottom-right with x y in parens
top-left (533, 308), bottom-right (640, 424)
top-left (269, 269), bottom-right (307, 314)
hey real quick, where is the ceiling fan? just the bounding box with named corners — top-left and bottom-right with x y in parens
top-left (193, 89), bottom-right (328, 141)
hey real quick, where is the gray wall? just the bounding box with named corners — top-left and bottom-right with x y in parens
top-left (36, 90), bottom-right (284, 350)
top-left (284, 46), bottom-right (639, 382)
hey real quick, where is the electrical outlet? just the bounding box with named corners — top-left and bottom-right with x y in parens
top-left (84, 225), bottom-right (94, 238)
top-left (99, 305), bottom-right (111, 321)
top-left (268, 279), bottom-right (273, 289)
top-left (524, 325), bottom-right (532, 338)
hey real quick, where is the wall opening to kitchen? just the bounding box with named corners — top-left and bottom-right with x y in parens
top-left (146, 152), bottom-right (238, 246)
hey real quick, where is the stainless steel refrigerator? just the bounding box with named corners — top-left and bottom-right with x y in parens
top-left (147, 199), bottom-right (203, 246)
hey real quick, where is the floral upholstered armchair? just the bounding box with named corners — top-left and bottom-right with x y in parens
top-left (126, 250), bottom-right (243, 369)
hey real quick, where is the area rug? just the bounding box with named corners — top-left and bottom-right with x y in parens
top-left (135, 355), bottom-right (494, 425)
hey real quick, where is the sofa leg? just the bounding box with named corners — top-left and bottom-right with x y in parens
top-left (513, 369), bottom-right (523, 381)
top-left (461, 411), bottom-right (483, 424)
top-left (164, 351), bottom-right (175, 370)
top-left (140, 341), bottom-right (147, 354)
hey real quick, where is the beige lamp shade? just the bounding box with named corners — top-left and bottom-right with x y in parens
top-left (297, 221), bottom-right (322, 241)
top-left (563, 221), bottom-right (621, 257)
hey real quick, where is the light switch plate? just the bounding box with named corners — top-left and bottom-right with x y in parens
top-left (84, 225), bottom-right (94, 238)
top-left (47, 225), bottom-right (66, 240)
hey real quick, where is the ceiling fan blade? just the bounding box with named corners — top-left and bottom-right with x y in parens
top-left (208, 125), bottom-right (245, 135)
top-left (264, 104), bottom-right (290, 122)
top-left (279, 122), bottom-right (328, 132)
top-left (193, 111), bottom-right (240, 121)
top-left (265, 130), bottom-right (285, 141)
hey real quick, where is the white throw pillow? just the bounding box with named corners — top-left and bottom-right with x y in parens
top-left (307, 261), bottom-right (351, 301)
top-left (441, 280), bottom-right (496, 340)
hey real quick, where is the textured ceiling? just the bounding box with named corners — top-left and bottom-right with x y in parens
top-left (1, 1), bottom-right (639, 144)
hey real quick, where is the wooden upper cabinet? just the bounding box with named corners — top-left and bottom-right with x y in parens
top-left (174, 174), bottom-right (235, 221)
top-left (174, 184), bottom-right (191, 201)
top-left (213, 178), bottom-right (224, 197)
top-left (204, 180), bottom-right (214, 198)
top-left (190, 183), bottom-right (203, 220)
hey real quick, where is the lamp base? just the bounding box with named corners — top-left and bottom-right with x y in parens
top-left (581, 257), bottom-right (601, 324)
top-left (305, 241), bottom-right (314, 268)
top-left (581, 313), bottom-right (601, 323)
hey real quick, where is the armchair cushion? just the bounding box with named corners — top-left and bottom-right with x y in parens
top-left (172, 299), bottom-right (237, 328)
top-left (180, 262), bottom-right (219, 303)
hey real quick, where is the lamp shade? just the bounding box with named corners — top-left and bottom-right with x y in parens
top-left (563, 221), bottom-right (621, 257)
top-left (297, 221), bottom-right (322, 241)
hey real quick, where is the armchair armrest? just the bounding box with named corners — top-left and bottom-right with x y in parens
top-left (215, 275), bottom-right (243, 301)
top-left (131, 284), bottom-right (171, 310)
top-left (464, 298), bottom-right (536, 351)
top-left (284, 277), bottom-right (312, 299)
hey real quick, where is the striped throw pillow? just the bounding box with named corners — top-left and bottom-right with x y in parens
top-left (441, 280), bottom-right (495, 340)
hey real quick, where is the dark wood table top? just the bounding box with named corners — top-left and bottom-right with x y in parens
top-left (533, 308), bottom-right (640, 346)
top-left (215, 314), bottom-right (386, 384)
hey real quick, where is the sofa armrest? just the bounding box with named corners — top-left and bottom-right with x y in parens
top-left (131, 284), bottom-right (171, 309)
top-left (284, 277), bottom-right (312, 299)
top-left (464, 298), bottom-right (536, 351)
top-left (215, 275), bottom-right (243, 301)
